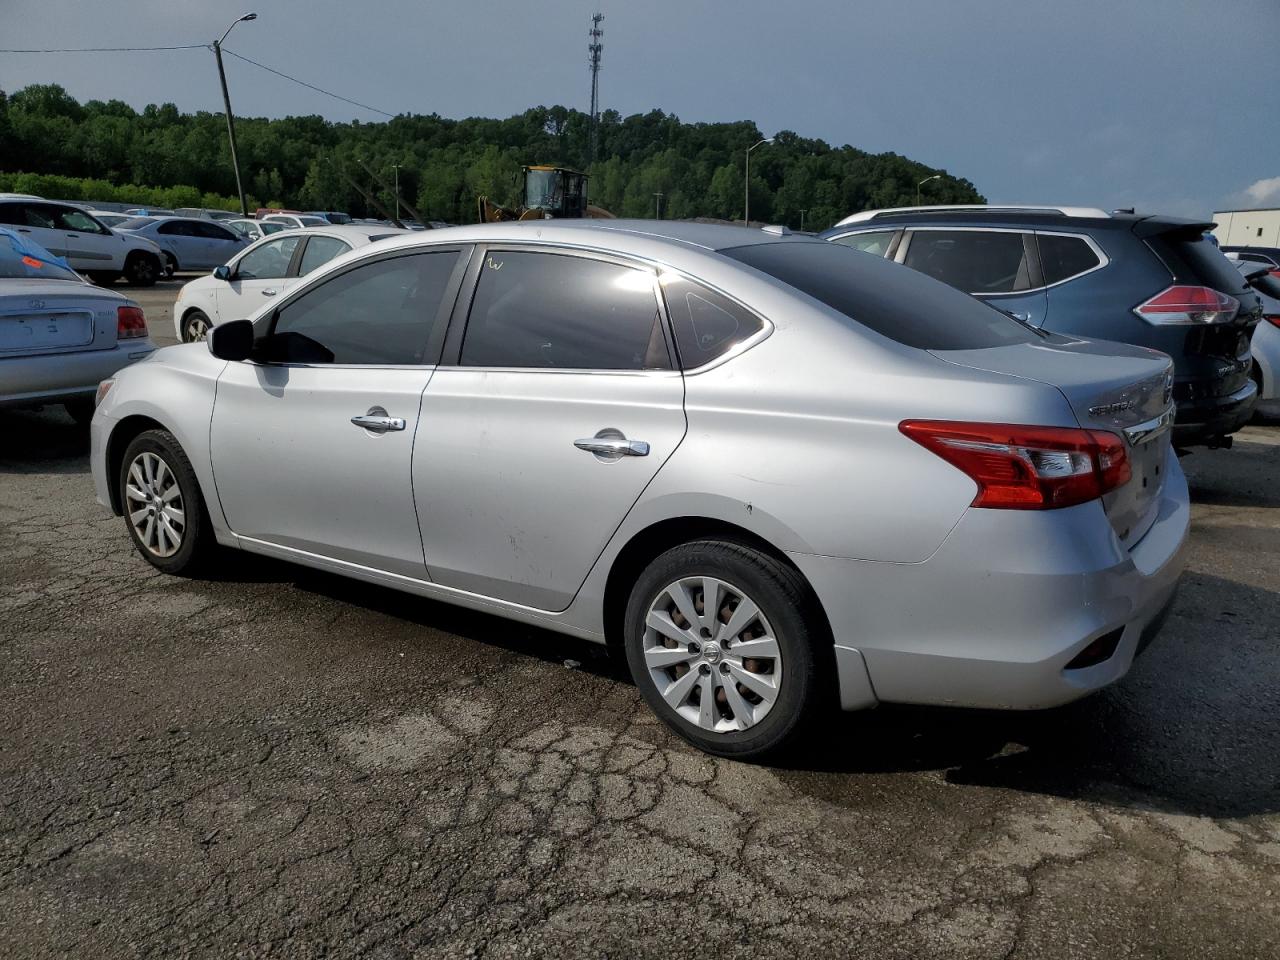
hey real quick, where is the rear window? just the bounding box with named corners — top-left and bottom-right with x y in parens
top-left (722, 241), bottom-right (1039, 351)
top-left (1147, 232), bottom-right (1250, 295)
top-left (0, 234), bottom-right (81, 281)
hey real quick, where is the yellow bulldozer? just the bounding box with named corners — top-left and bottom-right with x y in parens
top-left (478, 165), bottom-right (614, 222)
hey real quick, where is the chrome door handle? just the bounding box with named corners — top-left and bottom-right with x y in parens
top-left (574, 436), bottom-right (650, 458)
top-left (351, 414), bottom-right (406, 432)
top-left (262, 288), bottom-right (277, 297)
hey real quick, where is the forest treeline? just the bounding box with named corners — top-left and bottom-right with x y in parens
top-left (0, 84), bottom-right (984, 227)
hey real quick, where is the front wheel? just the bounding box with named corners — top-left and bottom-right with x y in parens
top-left (182, 310), bottom-right (212, 343)
top-left (624, 540), bottom-right (824, 759)
top-left (118, 429), bottom-right (216, 576)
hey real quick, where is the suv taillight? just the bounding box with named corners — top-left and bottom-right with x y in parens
top-left (1266, 314), bottom-right (1280, 330)
top-left (899, 420), bottom-right (1131, 510)
top-left (1134, 285), bottom-right (1239, 325)
top-left (117, 305), bottom-right (147, 339)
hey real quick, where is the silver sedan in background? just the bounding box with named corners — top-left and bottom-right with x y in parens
top-left (89, 221), bottom-right (1188, 758)
top-left (113, 215), bottom-right (248, 273)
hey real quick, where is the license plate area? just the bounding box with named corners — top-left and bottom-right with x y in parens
top-left (0, 311), bottom-right (95, 352)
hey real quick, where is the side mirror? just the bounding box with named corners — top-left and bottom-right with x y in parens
top-left (207, 318), bottom-right (255, 361)
top-left (213, 264), bottom-right (231, 281)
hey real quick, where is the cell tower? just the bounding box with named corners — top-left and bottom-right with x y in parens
top-left (588, 13), bottom-right (604, 162)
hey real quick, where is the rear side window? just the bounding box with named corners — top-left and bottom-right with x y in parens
top-left (195, 221), bottom-right (237, 241)
top-left (660, 275), bottom-right (763, 368)
top-left (722, 241), bottom-right (1038, 351)
top-left (830, 230), bottom-right (895, 257)
top-left (904, 230), bottom-right (1032, 294)
top-left (298, 236), bottom-right (351, 274)
top-left (460, 251), bottom-right (670, 370)
top-left (272, 251), bottom-right (458, 364)
top-left (1037, 234), bottom-right (1102, 285)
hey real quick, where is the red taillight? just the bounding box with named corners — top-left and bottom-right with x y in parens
top-left (1266, 314), bottom-right (1280, 329)
top-left (899, 421), bottom-right (1131, 510)
top-left (1134, 285), bottom-right (1239, 325)
top-left (117, 305), bottom-right (147, 340)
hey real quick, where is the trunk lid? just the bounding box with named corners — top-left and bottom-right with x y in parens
top-left (0, 280), bottom-right (124, 358)
top-left (930, 334), bottom-right (1174, 548)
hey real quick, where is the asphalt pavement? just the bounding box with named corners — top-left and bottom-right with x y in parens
top-left (0, 289), bottom-right (1277, 957)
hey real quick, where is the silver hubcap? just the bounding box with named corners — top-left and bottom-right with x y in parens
top-left (186, 315), bottom-right (210, 342)
top-left (125, 452), bottom-right (185, 558)
top-left (643, 576), bottom-right (782, 733)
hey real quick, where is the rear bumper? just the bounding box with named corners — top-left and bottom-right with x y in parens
top-left (0, 341), bottom-right (155, 408)
top-left (1172, 379), bottom-right (1256, 444)
top-left (791, 446), bottom-right (1190, 712)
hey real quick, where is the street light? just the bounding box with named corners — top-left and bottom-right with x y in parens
top-left (916, 174), bottom-right (942, 207)
top-left (653, 192), bottom-right (664, 219)
top-left (745, 137), bottom-right (773, 225)
top-left (213, 12), bottom-right (257, 216)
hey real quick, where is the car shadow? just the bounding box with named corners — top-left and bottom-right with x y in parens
top-left (1182, 433), bottom-right (1280, 509)
top-left (0, 407), bottom-right (91, 475)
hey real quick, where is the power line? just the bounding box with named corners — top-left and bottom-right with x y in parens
top-left (0, 44), bottom-right (206, 53)
top-left (220, 48), bottom-right (396, 118)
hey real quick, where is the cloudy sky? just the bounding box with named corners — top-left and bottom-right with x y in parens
top-left (2, 0), bottom-right (1277, 217)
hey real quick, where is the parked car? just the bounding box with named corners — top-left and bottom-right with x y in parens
top-left (174, 207), bottom-right (240, 222)
top-left (91, 221), bottom-right (1187, 758)
top-left (226, 218), bottom-right (286, 242)
top-left (171, 224), bottom-right (408, 341)
top-left (0, 196), bottom-right (168, 287)
top-left (303, 211), bottom-right (353, 225)
top-left (0, 227), bottom-right (153, 424)
top-left (821, 205), bottom-right (1262, 448)
top-left (86, 211), bottom-right (133, 230)
top-left (1221, 245), bottom-right (1280, 278)
top-left (1230, 258), bottom-right (1280, 410)
top-left (124, 207), bottom-right (175, 217)
top-left (262, 213), bottom-right (329, 230)
top-left (113, 216), bottom-right (249, 274)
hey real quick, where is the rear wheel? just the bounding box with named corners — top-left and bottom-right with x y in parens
top-left (123, 252), bottom-right (160, 287)
top-left (118, 429), bottom-right (216, 576)
top-left (182, 310), bottom-right (212, 343)
top-left (624, 540), bottom-right (822, 759)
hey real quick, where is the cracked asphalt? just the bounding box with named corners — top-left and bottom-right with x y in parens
top-left (1, 303), bottom-right (1278, 956)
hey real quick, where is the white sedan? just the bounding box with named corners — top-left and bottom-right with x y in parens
top-left (172, 224), bottom-right (408, 341)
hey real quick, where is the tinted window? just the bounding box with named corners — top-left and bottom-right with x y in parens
top-left (903, 230), bottom-right (1031, 294)
top-left (1147, 232), bottom-right (1251, 296)
top-left (660, 275), bottom-right (763, 368)
top-left (0, 232), bottom-right (80, 281)
top-left (460, 251), bottom-right (670, 370)
top-left (23, 205), bottom-right (61, 230)
top-left (298, 236), bottom-right (352, 275)
top-left (0, 204), bottom-right (23, 226)
top-left (830, 230), bottom-right (895, 257)
top-left (1037, 234), bottom-right (1102, 285)
top-left (271, 252), bottom-right (458, 364)
top-left (157, 220), bottom-right (196, 236)
top-left (196, 221), bottom-right (238, 241)
top-left (722, 241), bottom-right (1038, 351)
top-left (236, 236), bottom-right (302, 280)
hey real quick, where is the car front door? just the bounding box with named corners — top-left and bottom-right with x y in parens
top-left (197, 220), bottom-right (246, 266)
top-left (215, 235), bottom-right (305, 321)
top-left (155, 220), bottom-right (197, 268)
top-left (209, 247), bottom-right (466, 576)
top-left (413, 246), bottom-right (688, 611)
top-left (899, 228), bottom-right (1048, 326)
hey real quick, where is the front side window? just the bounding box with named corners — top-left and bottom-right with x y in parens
top-left (298, 236), bottom-right (352, 275)
top-left (460, 251), bottom-right (670, 370)
top-left (903, 230), bottom-right (1031, 294)
top-left (270, 251), bottom-right (458, 364)
top-left (830, 230), bottom-right (895, 257)
top-left (57, 208), bottom-right (107, 234)
top-left (660, 275), bottom-right (763, 368)
top-left (1037, 234), bottom-right (1102, 285)
top-left (196, 221), bottom-right (237, 241)
top-left (236, 236), bottom-right (301, 280)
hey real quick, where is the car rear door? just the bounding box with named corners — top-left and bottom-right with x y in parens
top-left (6, 203), bottom-right (70, 260)
top-left (209, 247), bottom-right (466, 576)
top-left (55, 206), bottom-right (125, 272)
top-left (413, 246), bottom-right (687, 611)
top-left (898, 227), bottom-right (1048, 327)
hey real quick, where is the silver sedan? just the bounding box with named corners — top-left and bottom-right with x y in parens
top-left (88, 221), bottom-right (1188, 758)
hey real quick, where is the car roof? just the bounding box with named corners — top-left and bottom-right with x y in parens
top-left (388, 219), bottom-right (815, 252)
top-left (820, 206), bottom-right (1215, 236)
top-left (246, 223), bottom-right (412, 243)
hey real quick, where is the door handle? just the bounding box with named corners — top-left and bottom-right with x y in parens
top-left (574, 434), bottom-right (650, 458)
top-left (351, 414), bottom-right (406, 433)
top-left (262, 288), bottom-right (277, 297)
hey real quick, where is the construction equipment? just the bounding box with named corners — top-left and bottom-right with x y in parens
top-left (478, 165), bottom-right (614, 223)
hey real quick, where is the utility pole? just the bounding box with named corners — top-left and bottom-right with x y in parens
top-left (654, 192), bottom-right (663, 219)
top-left (799, 209), bottom-right (808, 231)
top-left (391, 163), bottom-right (403, 220)
top-left (588, 13), bottom-right (604, 162)
top-left (213, 13), bottom-right (257, 217)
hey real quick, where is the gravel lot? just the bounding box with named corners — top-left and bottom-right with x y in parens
top-left (1, 284), bottom-right (1278, 957)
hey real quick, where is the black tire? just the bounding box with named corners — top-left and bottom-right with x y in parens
top-left (118, 429), bottom-right (217, 576)
top-left (123, 252), bottom-right (160, 287)
top-left (182, 309), bottom-right (212, 343)
top-left (87, 271), bottom-right (120, 286)
top-left (623, 539), bottom-right (825, 760)
top-left (162, 252), bottom-right (178, 277)
top-left (63, 398), bottom-right (95, 426)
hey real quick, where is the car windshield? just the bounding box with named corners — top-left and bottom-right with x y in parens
top-left (721, 240), bottom-right (1039, 351)
top-left (0, 232), bottom-right (82, 281)
top-left (116, 217), bottom-right (155, 230)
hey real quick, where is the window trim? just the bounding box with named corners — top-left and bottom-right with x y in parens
top-left (248, 244), bottom-right (473, 369)
top-left (440, 242), bottom-right (680, 377)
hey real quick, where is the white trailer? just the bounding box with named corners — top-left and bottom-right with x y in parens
top-left (1212, 208), bottom-right (1280, 247)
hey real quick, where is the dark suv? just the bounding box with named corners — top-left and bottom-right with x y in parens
top-left (821, 206), bottom-right (1262, 446)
